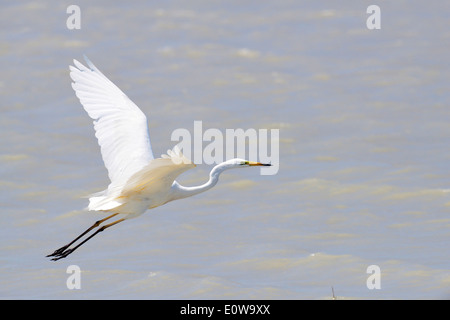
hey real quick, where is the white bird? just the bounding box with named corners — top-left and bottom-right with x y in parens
top-left (47, 56), bottom-right (271, 261)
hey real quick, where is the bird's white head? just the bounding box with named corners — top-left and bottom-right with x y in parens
top-left (222, 158), bottom-right (272, 169)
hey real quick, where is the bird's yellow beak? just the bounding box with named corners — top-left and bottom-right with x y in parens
top-left (248, 161), bottom-right (271, 166)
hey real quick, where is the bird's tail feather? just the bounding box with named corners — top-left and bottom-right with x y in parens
top-left (88, 195), bottom-right (122, 211)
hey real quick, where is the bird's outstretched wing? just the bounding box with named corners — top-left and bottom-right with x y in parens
top-left (70, 56), bottom-right (154, 188)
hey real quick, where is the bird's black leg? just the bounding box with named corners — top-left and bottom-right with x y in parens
top-left (50, 218), bottom-right (125, 261)
top-left (46, 213), bottom-right (120, 258)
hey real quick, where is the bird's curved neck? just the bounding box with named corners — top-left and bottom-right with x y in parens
top-left (170, 163), bottom-right (228, 201)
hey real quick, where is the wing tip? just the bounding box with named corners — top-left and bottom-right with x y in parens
top-left (83, 54), bottom-right (96, 71)
top-left (70, 55), bottom-right (94, 72)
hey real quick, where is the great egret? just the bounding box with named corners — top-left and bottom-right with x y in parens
top-left (47, 56), bottom-right (271, 261)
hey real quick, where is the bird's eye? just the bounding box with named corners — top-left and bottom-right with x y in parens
top-left (243, 161), bottom-right (249, 165)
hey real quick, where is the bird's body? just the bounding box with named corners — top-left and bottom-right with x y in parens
top-left (87, 148), bottom-right (195, 218)
top-left (47, 56), bottom-right (270, 260)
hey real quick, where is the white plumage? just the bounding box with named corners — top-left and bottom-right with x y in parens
top-left (70, 56), bottom-right (195, 214)
top-left (47, 56), bottom-right (270, 260)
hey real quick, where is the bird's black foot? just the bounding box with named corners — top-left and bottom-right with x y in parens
top-left (46, 245), bottom-right (70, 258)
top-left (50, 249), bottom-right (74, 261)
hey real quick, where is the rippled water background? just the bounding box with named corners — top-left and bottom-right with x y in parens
top-left (1, 1), bottom-right (449, 299)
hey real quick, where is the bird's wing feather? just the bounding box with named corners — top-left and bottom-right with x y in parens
top-left (70, 56), bottom-right (154, 187)
top-left (120, 146), bottom-right (195, 198)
